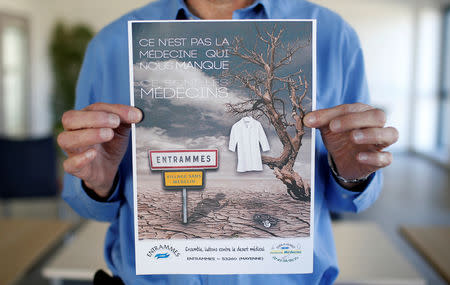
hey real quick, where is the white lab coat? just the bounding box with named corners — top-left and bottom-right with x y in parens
top-left (228, 117), bottom-right (270, 172)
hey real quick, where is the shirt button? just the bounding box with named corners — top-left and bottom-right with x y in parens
top-left (341, 193), bottom-right (349, 199)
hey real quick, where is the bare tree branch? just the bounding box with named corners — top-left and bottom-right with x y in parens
top-left (226, 24), bottom-right (312, 200)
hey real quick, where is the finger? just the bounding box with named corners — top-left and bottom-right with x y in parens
top-left (58, 128), bottom-right (114, 152)
top-left (357, 151), bottom-right (393, 168)
top-left (62, 110), bottom-right (120, 131)
top-left (351, 127), bottom-right (399, 146)
top-left (84, 103), bottom-right (143, 124)
top-left (63, 149), bottom-right (96, 178)
top-left (304, 103), bottom-right (373, 128)
top-left (329, 108), bottom-right (386, 133)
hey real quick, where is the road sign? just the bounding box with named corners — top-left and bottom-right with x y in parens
top-left (149, 149), bottom-right (218, 225)
top-left (162, 170), bottom-right (205, 224)
top-left (149, 149), bottom-right (218, 170)
top-left (163, 170), bottom-right (205, 190)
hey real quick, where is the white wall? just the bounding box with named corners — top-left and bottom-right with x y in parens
top-left (48, 0), bottom-right (150, 31)
top-left (0, 0), bottom-right (152, 138)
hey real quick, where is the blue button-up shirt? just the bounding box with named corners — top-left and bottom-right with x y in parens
top-left (62, 0), bottom-right (382, 284)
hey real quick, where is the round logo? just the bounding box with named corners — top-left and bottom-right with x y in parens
top-left (270, 243), bottom-right (302, 263)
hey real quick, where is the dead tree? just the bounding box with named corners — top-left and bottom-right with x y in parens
top-left (225, 25), bottom-right (311, 201)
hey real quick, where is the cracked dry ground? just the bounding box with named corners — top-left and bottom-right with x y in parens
top-left (138, 178), bottom-right (310, 240)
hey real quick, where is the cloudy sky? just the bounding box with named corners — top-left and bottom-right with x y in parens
top-left (132, 21), bottom-right (313, 180)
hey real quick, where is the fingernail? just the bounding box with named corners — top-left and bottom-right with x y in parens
top-left (100, 128), bottom-right (113, 140)
top-left (358, 153), bottom-right (368, 161)
top-left (379, 154), bottom-right (388, 164)
top-left (128, 108), bottom-right (143, 122)
top-left (306, 114), bottom-right (316, 125)
top-left (353, 131), bottom-right (364, 142)
top-left (109, 114), bottom-right (120, 126)
top-left (85, 150), bottom-right (95, 159)
top-left (330, 120), bottom-right (341, 131)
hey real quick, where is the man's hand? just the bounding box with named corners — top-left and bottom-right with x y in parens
top-left (57, 103), bottom-right (142, 198)
top-left (304, 103), bottom-right (398, 187)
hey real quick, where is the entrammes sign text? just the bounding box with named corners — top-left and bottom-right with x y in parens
top-left (149, 149), bottom-right (218, 170)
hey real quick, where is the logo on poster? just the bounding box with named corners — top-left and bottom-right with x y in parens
top-left (155, 253), bottom-right (170, 259)
top-left (147, 244), bottom-right (180, 261)
top-left (270, 243), bottom-right (302, 263)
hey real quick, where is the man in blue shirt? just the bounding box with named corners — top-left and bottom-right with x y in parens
top-left (58, 0), bottom-right (399, 284)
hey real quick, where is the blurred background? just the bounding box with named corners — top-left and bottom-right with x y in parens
top-left (0, 0), bottom-right (448, 284)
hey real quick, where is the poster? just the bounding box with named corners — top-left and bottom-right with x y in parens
top-left (128, 20), bottom-right (316, 275)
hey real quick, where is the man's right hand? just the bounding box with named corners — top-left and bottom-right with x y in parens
top-left (57, 103), bottom-right (142, 198)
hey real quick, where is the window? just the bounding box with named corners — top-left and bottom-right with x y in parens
top-left (438, 7), bottom-right (450, 152)
top-left (0, 13), bottom-right (29, 139)
top-left (412, 8), bottom-right (442, 154)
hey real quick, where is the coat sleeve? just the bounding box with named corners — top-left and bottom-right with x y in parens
top-left (257, 122), bottom-right (270, 152)
top-left (228, 124), bottom-right (238, 152)
top-left (324, 24), bottom-right (383, 213)
top-left (61, 38), bottom-right (123, 222)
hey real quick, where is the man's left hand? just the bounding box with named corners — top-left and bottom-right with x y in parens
top-left (304, 103), bottom-right (399, 187)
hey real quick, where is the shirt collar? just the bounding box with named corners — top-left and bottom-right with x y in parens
top-left (175, 0), bottom-right (272, 20)
top-left (241, 116), bottom-right (255, 124)
top-left (257, 0), bottom-right (272, 18)
top-left (175, 0), bottom-right (196, 19)
top-left (134, 0), bottom-right (274, 20)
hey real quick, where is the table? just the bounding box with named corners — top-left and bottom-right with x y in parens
top-left (334, 222), bottom-right (425, 285)
top-left (42, 221), bottom-right (110, 284)
top-left (401, 226), bottom-right (450, 284)
top-left (0, 219), bottom-right (73, 285)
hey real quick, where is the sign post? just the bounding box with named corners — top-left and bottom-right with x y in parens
top-left (182, 188), bottom-right (187, 224)
top-left (162, 170), bottom-right (205, 224)
top-left (149, 149), bottom-right (218, 224)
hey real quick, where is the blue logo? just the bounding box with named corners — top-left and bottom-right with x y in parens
top-left (155, 253), bottom-right (170, 259)
top-left (147, 244), bottom-right (180, 261)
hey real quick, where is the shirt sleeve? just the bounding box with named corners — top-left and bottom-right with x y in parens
top-left (61, 38), bottom-right (122, 222)
top-left (62, 173), bottom-right (123, 221)
top-left (325, 157), bottom-right (383, 213)
top-left (228, 124), bottom-right (238, 152)
top-left (257, 122), bottom-right (270, 152)
top-left (324, 24), bottom-right (383, 213)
